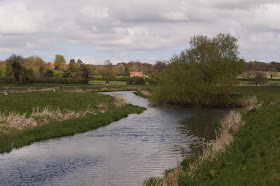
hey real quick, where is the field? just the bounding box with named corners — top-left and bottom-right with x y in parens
top-left (239, 79), bottom-right (280, 85)
top-left (0, 83), bottom-right (146, 153)
top-left (146, 86), bottom-right (280, 185)
top-left (89, 80), bottom-right (127, 85)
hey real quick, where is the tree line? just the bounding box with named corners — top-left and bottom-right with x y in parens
top-left (0, 54), bottom-right (167, 84)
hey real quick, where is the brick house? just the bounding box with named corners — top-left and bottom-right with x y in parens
top-left (130, 72), bottom-right (143, 77)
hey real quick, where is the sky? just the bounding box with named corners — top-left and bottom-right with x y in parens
top-left (0, 0), bottom-right (280, 65)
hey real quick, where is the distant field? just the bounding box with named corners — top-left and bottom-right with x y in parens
top-left (239, 79), bottom-right (280, 85)
top-left (89, 80), bottom-right (127, 85)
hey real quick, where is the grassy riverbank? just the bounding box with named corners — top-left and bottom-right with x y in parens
top-left (145, 86), bottom-right (280, 185)
top-left (0, 88), bottom-right (146, 154)
top-left (0, 104), bottom-right (145, 154)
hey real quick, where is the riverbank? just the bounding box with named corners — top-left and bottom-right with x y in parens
top-left (145, 86), bottom-right (280, 185)
top-left (0, 88), bottom-right (146, 153)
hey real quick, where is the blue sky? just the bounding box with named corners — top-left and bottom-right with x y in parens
top-left (1, 0), bottom-right (280, 64)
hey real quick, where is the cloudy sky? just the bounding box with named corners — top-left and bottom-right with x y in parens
top-left (0, 0), bottom-right (280, 64)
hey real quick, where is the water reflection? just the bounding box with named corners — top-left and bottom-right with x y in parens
top-left (0, 91), bottom-right (229, 186)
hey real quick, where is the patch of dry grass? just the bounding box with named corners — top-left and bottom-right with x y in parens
top-left (150, 96), bottom-right (263, 185)
top-left (0, 112), bottom-right (37, 130)
top-left (111, 94), bottom-right (127, 108)
top-left (140, 90), bottom-right (152, 97)
top-left (237, 96), bottom-right (263, 113)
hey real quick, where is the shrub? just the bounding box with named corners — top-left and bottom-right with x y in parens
top-left (134, 77), bottom-right (146, 85)
top-left (126, 78), bottom-right (134, 85)
top-left (147, 77), bottom-right (161, 86)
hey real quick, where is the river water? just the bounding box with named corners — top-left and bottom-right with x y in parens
top-left (0, 91), bottom-right (229, 186)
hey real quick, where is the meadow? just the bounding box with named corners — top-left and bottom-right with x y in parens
top-left (0, 83), bottom-right (146, 153)
top-left (145, 86), bottom-right (280, 185)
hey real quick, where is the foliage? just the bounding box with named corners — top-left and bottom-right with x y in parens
top-left (25, 56), bottom-right (46, 69)
top-left (54, 54), bottom-right (66, 70)
top-left (147, 77), bottom-right (161, 86)
top-left (68, 59), bottom-right (79, 72)
top-left (62, 70), bottom-right (73, 78)
top-left (6, 54), bottom-right (25, 83)
top-left (75, 63), bottom-right (92, 84)
top-left (154, 60), bottom-right (167, 73)
top-left (250, 71), bottom-right (268, 86)
top-left (126, 77), bottom-right (146, 85)
top-left (124, 67), bottom-right (130, 76)
top-left (113, 64), bottom-right (125, 75)
top-left (153, 33), bottom-right (245, 107)
top-left (98, 69), bottom-right (116, 84)
top-left (44, 69), bottom-right (54, 77)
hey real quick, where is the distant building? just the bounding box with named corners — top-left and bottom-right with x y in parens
top-left (49, 62), bottom-right (55, 69)
top-left (130, 72), bottom-right (143, 77)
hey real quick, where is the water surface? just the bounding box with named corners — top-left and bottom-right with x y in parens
top-left (0, 91), bottom-right (228, 186)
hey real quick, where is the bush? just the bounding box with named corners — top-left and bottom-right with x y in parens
top-left (147, 77), bottom-right (161, 86)
top-left (126, 77), bottom-right (146, 85)
top-left (44, 70), bottom-right (54, 77)
top-left (126, 78), bottom-right (134, 85)
top-left (134, 77), bottom-right (146, 85)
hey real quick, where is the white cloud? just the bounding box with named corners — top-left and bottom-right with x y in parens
top-left (69, 56), bottom-right (97, 65)
top-left (0, 0), bottom-right (280, 62)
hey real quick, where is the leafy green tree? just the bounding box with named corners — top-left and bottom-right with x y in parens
top-left (38, 66), bottom-right (44, 77)
top-left (98, 69), bottom-right (116, 84)
top-left (153, 33), bottom-right (245, 106)
top-left (44, 69), bottom-right (54, 77)
top-left (6, 54), bottom-right (25, 83)
top-left (124, 67), bottom-right (130, 77)
top-left (68, 59), bottom-right (80, 72)
top-left (1, 66), bottom-right (12, 77)
top-left (54, 54), bottom-right (66, 70)
top-left (113, 64), bottom-right (125, 75)
top-left (75, 60), bottom-right (92, 84)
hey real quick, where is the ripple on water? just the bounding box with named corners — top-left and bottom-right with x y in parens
top-left (0, 91), bottom-right (229, 186)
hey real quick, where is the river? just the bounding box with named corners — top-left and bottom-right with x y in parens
top-left (0, 91), bottom-right (229, 186)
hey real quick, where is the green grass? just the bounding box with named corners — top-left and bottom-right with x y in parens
top-left (178, 86), bottom-right (280, 185)
top-left (0, 104), bottom-right (146, 154)
top-left (0, 86), bottom-right (147, 153)
top-left (146, 86), bottom-right (280, 185)
top-left (0, 91), bottom-right (115, 115)
top-left (89, 80), bottom-right (127, 85)
top-left (239, 79), bottom-right (280, 85)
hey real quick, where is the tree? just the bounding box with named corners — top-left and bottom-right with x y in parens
top-left (124, 67), bottom-right (130, 77)
top-left (44, 69), bottom-right (54, 77)
top-left (113, 64), bottom-right (125, 75)
top-left (98, 69), bottom-right (116, 85)
top-left (68, 59), bottom-right (79, 72)
top-left (38, 66), bottom-right (44, 77)
top-left (75, 60), bottom-right (92, 84)
top-left (152, 33), bottom-right (245, 106)
top-left (154, 61), bottom-right (167, 73)
top-left (250, 72), bottom-right (268, 86)
top-left (54, 54), bottom-right (66, 70)
top-left (6, 54), bottom-right (25, 83)
top-left (268, 67), bottom-right (278, 79)
top-left (25, 56), bottom-right (46, 69)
